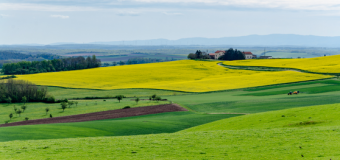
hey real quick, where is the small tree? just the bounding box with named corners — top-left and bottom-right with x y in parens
top-left (25, 117), bottom-right (29, 121)
top-left (16, 109), bottom-right (22, 117)
top-left (135, 97), bottom-right (140, 104)
top-left (9, 113), bottom-right (13, 120)
top-left (45, 108), bottom-right (50, 115)
top-left (13, 105), bottom-right (17, 112)
top-left (61, 102), bottom-right (67, 112)
top-left (22, 96), bottom-right (27, 105)
top-left (75, 101), bottom-right (78, 106)
top-left (151, 94), bottom-right (157, 100)
top-left (116, 95), bottom-right (124, 103)
top-left (21, 106), bottom-right (27, 113)
top-left (50, 114), bottom-right (53, 118)
top-left (68, 101), bottom-right (74, 108)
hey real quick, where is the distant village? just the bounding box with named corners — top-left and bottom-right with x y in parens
top-left (208, 50), bottom-right (272, 60)
top-left (188, 49), bottom-right (273, 60)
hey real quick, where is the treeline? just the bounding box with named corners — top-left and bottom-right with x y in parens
top-left (2, 55), bottom-right (101, 75)
top-left (0, 50), bottom-right (61, 61)
top-left (0, 79), bottom-right (54, 103)
top-left (102, 57), bottom-right (176, 67)
top-left (218, 48), bottom-right (245, 60)
top-left (0, 50), bottom-right (62, 69)
top-left (187, 50), bottom-right (210, 59)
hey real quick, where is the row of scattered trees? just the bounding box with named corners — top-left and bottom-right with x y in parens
top-left (187, 50), bottom-right (210, 59)
top-left (0, 79), bottom-right (54, 103)
top-left (2, 55), bottom-right (101, 75)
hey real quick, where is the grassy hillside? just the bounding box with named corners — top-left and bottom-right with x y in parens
top-left (0, 99), bottom-right (167, 124)
top-left (224, 54), bottom-right (340, 73)
top-left (166, 79), bottom-right (340, 113)
top-left (15, 60), bottom-right (331, 92)
top-left (183, 103), bottom-right (340, 132)
top-left (1, 104), bottom-right (339, 159)
top-left (0, 112), bottom-right (240, 142)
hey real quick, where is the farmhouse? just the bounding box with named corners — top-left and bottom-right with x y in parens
top-left (242, 52), bottom-right (254, 59)
top-left (214, 50), bottom-right (225, 59)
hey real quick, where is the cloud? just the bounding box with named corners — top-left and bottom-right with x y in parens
top-left (133, 0), bottom-right (340, 11)
top-left (163, 12), bottom-right (182, 16)
top-left (51, 15), bottom-right (69, 19)
top-left (117, 11), bottom-right (140, 16)
top-left (2, 0), bottom-right (340, 12)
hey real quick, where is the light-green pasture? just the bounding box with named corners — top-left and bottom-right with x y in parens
top-left (0, 112), bottom-right (240, 142)
top-left (1, 104), bottom-right (339, 159)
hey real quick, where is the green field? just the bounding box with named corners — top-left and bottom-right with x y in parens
top-left (1, 104), bottom-right (339, 159)
top-left (164, 79), bottom-right (340, 113)
top-left (48, 87), bottom-right (188, 99)
top-left (2, 65), bottom-right (340, 159)
top-left (0, 112), bottom-right (240, 142)
top-left (0, 99), bottom-right (167, 124)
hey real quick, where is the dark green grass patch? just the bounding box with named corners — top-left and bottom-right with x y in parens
top-left (0, 112), bottom-right (240, 142)
top-left (48, 87), bottom-right (189, 99)
top-left (184, 94), bottom-right (340, 113)
top-left (244, 79), bottom-right (339, 92)
top-left (240, 84), bottom-right (340, 96)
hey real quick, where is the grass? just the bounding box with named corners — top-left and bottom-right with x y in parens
top-left (0, 111), bottom-right (240, 142)
top-left (15, 60), bottom-right (331, 92)
top-left (165, 79), bottom-right (340, 114)
top-left (1, 104), bottom-right (340, 159)
top-left (48, 87), bottom-right (188, 99)
top-left (0, 99), bottom-right (167, 124)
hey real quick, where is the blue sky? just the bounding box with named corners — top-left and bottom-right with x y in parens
top-left (1, 0), bottom-right (340, 44)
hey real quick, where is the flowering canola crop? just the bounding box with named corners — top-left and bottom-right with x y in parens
top-left (223, 54), bottom-right (340, 73)
top-left (16, 60), bottom-right (331, 92)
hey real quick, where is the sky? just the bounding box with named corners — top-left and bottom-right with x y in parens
top-left (1, 0), bottom-right (340, 44)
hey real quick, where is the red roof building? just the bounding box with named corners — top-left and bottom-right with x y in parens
top-left (242, 51), bottom-right (253, 59)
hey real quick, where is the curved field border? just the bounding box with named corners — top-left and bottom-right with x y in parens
top-left (220, 63), bottom-right (340, 76)
top-left (0, 104), bottom-right (187, 128)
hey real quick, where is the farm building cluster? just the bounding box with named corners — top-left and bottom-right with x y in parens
top-left (208, 50), bottom-right (272, 60)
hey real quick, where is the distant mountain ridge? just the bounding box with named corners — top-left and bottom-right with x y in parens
top-left (2, 34), bottom-right (340, 47)
top-left (90, 34), bottom-right (340, 47)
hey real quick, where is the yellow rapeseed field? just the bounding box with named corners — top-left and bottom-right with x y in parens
top-left (223, 54), bottom-right (340, 73)
top-left (16, 60), bottom-right (331, 92)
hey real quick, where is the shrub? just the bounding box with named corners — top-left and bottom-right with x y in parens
top-left (123, 106), bottom-right (130, 109)
top-left (25, 117), bottom-right (29, 121)
top-left (44, 95), bottom-right (56, 103)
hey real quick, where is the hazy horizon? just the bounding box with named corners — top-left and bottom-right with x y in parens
top-left (2, 0), bottom-right (340, 44)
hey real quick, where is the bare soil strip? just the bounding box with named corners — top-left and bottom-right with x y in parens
top-left (0, 104), bottom-right (187, 128)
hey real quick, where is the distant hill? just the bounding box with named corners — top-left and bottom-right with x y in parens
top-left (90, 34), bottom-right (340, 47)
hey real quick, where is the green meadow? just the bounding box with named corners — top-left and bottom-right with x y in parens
top-left (0, 112), bottom-right (240, 142)
top-left (1, 104), bottom-right (339, 160)
top-left (1, 73), bottom-right (340, 159)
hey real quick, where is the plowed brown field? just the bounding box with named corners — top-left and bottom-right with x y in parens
top-left (0, 104), bottom-right (187, 127)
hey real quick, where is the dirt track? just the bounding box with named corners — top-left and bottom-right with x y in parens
top-left (0, 104), bottom-right (187, 128)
